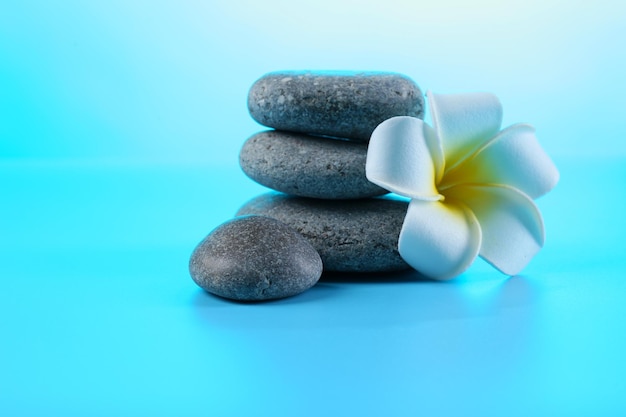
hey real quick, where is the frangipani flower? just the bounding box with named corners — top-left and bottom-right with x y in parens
top-left (366, 92), bottom-right (559, 280)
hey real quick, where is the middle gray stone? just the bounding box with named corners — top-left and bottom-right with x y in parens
top-left (239, 130), bottom-right (388, 199)
top-left (237, 193), bottom-right (411, 272)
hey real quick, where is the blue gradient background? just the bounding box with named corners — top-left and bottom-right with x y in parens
top-left (1, 1), bottom-right (625, 416)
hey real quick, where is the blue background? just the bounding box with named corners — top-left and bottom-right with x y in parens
top-left (1, 1), bottom-right (625, 416)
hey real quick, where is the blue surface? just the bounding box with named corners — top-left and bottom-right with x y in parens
top-left (2, 1), bottom-right (626, 416)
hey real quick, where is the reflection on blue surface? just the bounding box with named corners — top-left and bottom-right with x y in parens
top-left (2, 1), bottom-right (626, 415)
top-left (1, 159), bottom-right (625, 416)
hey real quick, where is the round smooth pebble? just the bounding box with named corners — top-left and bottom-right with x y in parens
top-left (240, 130), bottom-right (388, 199)
top-left (248, 71), bottom-right (424, 142)
top-left (237, 193), bottom-right (411, 272)
top-left (189, 215), bottom-right (323, 301)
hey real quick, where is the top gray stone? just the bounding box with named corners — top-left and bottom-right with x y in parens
top-left (248, 71), bottom-right (424, 141)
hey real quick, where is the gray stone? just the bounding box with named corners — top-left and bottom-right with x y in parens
top-left (240, 130), bottom-right (388, 199)
top-left (248, 71), bottom-right (424, 142)
top-left (189, 215), bottom-right (323, 301)
top-left (237, 193), bottom-right (411, 272)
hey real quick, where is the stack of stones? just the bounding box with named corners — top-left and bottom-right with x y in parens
top-left (190, 71), bottom-right (425, 301)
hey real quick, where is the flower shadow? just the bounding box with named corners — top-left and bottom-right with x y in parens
top-left (192, 267), bottom-right (540, 333)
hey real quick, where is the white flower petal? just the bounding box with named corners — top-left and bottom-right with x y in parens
top-left (427, 91), bottom-right (503, 170)
top-left (445, 184), bottom-right (545, 275)
top-left (442, 124), bottom-right (559, 199)
top-left (398, 199), bottom-right (482, 280)
top-left (366, 116), bottom-right (443, 200)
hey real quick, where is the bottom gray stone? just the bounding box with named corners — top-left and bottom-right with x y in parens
top-left (189, 215), bottom-right (323, 301)
top-left (237, 193), bottom-right (410, 272)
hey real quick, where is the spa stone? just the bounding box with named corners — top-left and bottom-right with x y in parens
top-left (237, 193), bottom-right (411, 272)
top-left (240, 130), bottom-right (388, 199)
top-left (248, 71), bottom-right (424, 141)
top-left (189, 215), bottom-right (323, 301)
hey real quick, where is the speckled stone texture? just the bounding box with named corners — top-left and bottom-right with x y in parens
top-left (248, 71), bottom-right (424, 142)
top-left (240, 130), bottom-right (388, 199)
top-left (237, 193), bottom-right (411, 272)
top-left (189, 215), bottom-right (323, 301)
